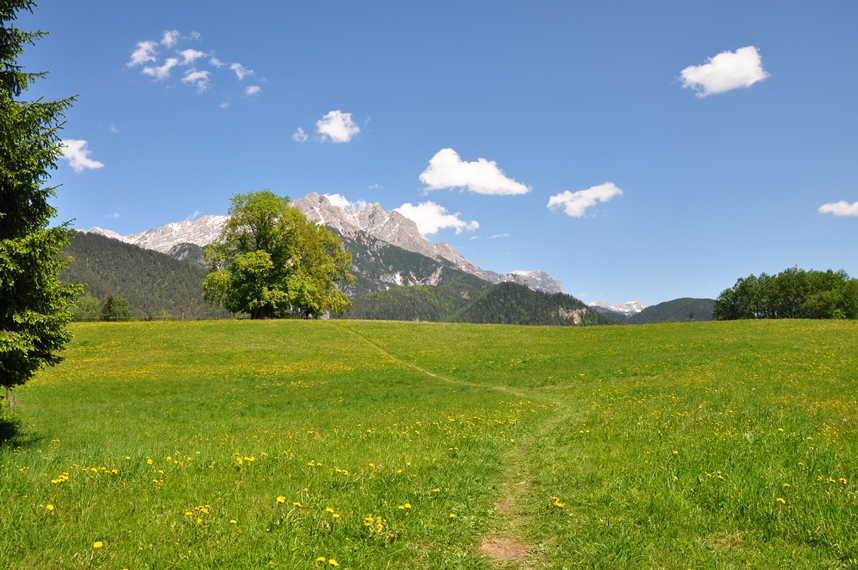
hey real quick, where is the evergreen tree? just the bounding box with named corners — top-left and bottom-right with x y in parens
top-left (0, 0), bottom-right (80, 404)
top-left (101, 295), bottom-right (132, 322)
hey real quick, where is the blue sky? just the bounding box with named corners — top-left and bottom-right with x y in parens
top-left (18, 1), bottom-right (858, 305)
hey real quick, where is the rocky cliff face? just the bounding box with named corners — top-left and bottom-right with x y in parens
top-left (85, 192), bottom-right (565, 294)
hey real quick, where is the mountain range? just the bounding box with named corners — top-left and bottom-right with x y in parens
top-left (85, 192), bottom-right (566, 296)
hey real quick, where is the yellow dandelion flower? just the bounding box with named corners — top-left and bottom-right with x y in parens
top-left (46, 504), bottom-right (55, 511)
top-left (293, 502), bottom-right (302, 507)
top-left (325, 506), bottom-right (335, 513)
top-left (840, 478), bottom-right (848, 485)
top-left (276, 496), bottom-right (286, 503)
top-left (776, 498), bottom-right (786, 504)
top-left (229, 519), bottom-right (237, 524)
top-left (316, 556), bottom-right (326, 563)
top-left (449, 513), bottom-right (456, 518)
top-left (329, 560), bottom-right (339, 567)
top-left (93, 541), bottom-right (104, 549)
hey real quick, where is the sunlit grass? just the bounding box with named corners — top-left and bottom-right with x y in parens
top-left (1, 319), bottom-right (856, 568)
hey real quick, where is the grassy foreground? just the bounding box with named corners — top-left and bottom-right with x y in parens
top-left (1, 319), bottom-right (857, 569)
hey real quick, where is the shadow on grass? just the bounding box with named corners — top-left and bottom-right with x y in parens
top-left (0, 415), bottom-right (40, 449)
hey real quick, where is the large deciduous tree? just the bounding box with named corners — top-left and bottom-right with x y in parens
top-left (0, 0), bottom-right (81, 405)
top-left (203, 191), bottom-right (354, 319)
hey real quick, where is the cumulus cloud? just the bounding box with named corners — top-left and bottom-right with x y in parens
top-left (244, 85), bottom-right (262, 96)
top-left (547, 182), bottom-right (623, 217)
top-left (316, 110), bottom-right (360, 143)
top-left (680, 46), bottom-right (769, 97)
top-left (419, 148), bottom-right (530, 195)
top-left (61, 140), bottom-right (105, 173)
top-left (395, 201), bottom-right (479, 236)
top-left (292, 128), bottom-right (308, 142)
top-left (324, 194), bottom-right (367, 210)
top-left (819, 201), bottom-right (858, 217)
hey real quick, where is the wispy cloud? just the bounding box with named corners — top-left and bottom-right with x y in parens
top-left (419, 148), bottom-right (530, 195)
top-left (61, 139), bottom-right (105, 173)
top-left (182, 69), bottom-right (211, 92)
top-left (395, 201), bottom-right (479, 236)
top-left (230, 63), bottom-right (253, 80)
top-left (819, 200), bottom-right (858, 217)
top-left (292, 128), bottom-right (308, 142)
top-left (142, 57), bottom-right (180, 80)
top-left (489, 233), bottom-right (510, 239)
top-left (680, 46), bottom-right (769, 97)
top-left (127, 40), bottom-right (158, 67)
top-left (316, 110), bottom-right (360, 143)
top-left (127, 31), bottom-right (261, 99)
top-left (547, 182), bottom-right (623, 217)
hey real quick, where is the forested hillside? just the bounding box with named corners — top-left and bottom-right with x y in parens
top-left (61, 232), bottom-right (229, 320)
top-left (627, 298), bottom-right (714, 324)
top-left (453, 282), bottom-right (616, 326)
top-left (344, 269), bottom-right (490, 321)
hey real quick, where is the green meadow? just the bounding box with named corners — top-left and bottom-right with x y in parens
top-left (1, 319), bottom-right (857, 569)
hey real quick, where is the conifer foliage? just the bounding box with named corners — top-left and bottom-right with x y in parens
top-left (0, 0), bottom-right (80, 400)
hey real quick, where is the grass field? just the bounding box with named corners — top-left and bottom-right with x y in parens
top-left (1, 319), bottom-right (857, 569)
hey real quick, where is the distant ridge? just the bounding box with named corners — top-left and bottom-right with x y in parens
top-left (85, 192), bottom-right (565, 294)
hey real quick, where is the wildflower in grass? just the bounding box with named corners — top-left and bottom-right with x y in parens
top-left (229, 519), bottom-right (237, 524)
top-left (277, 496), bottom-right (286, 503)
top-left (840, 478), bottom-right (847, 485)
top-left (45, 504), bottom-right (55, 511)
top-left (329, 560), bottom-right (339, 566)
top-left (449, 513), bottom-right (456, 518)
top-left (293, 502), bottom-right (302, 507)
top-left (776, 498), bottom-right (786, 504)
top-left (553, 497), bottom-right (565, 508)
top-left (325, 506), bottom-right (335, 513)
top-left (93, 541), bottom-right (104, 549)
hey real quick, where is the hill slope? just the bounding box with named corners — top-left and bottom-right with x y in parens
top-left (627, 297), bottom-right (715, 324)
top-left (60, 231), bottom-right (228, 319)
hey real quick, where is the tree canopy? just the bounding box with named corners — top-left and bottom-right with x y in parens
top-left (203, 191), bottom-right (354, 319)
top-left (0, 0), bottom-right (80, 399)
top-left (714, 267), bottom-right (858, 320)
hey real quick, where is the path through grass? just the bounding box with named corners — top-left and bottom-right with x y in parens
top-left (1, 319), bottom-right (856, 568)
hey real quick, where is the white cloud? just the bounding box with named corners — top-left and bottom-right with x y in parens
top-left (61, 140), bottom-right (105, 173)
top-left (128, 33), bottom-right (260, 98)
top-left (368, 184), bottom-right (384, 190)
top-left (395, 201), bottom-right (479, 236)
top-left (489, 233), bottom-right (510, 239)
top-left (127, 40), bottom-right (158, 67)
top-left (680, 46), bottom-right (769, 97)
top-left (292, 128), bottom-right (308, 143)
top-left (161, 30), bottom-right (180, 48)
top-left (324, 194), bottom-right (367, 210)
top-left (179, 49), bottom-right (206, 65)
top-left (219, 102), bottom-right (230, 109)
top-left (142, 57), bottom-right (180, 80)
top-left (230, 63), bottom-right (253, 80)
top-left (182, 69), bottom-right (211, 92)
top-left (819, 201), bottom-right (858, 217)
top-left (108, 124), bottom-right (119, 134)
top-left (419, 148), bottom-right (530, 195)
top-left (547, 182), bottom-right (623, 217)
top-left (316, 110), bottom-right (360, 143)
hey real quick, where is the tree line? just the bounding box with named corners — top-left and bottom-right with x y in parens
top-left (714, 267), bottom-right (858, 320)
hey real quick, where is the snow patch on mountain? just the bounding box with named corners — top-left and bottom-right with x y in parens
top-left (588, 300), bottom-right (647, 316)
top-left (83, 192), bottom-right (565, 294)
